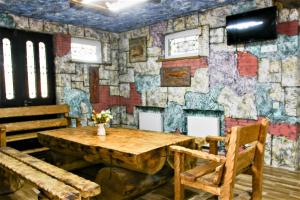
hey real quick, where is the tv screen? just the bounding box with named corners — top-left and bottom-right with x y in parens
top-left (226, 6), bottom-right (277, 45)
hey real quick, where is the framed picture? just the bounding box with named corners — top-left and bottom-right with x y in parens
top-left (129, 37), bottom-right (147, 63)
top-left (161, 66), bottom-right (191, 87)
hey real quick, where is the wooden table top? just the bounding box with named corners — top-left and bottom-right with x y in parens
top-left (38, 126), bottom-right (194, 156)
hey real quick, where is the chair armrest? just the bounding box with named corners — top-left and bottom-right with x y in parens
top-left (0, 126), bottom-right (6, 147)
top-left (205, 136), bottom-right (227, 143)
top-left (170, 145), bottom-right (226, 163)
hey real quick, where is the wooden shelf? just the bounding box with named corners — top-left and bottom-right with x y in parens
top-left (7, 133), bottom-right (38, 143)
top-left (156, 55), bottom-right (203, 62)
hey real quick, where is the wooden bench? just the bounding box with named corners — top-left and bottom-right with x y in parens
top-left (0, 104), bottom-right (79, 154)
top-left (0, 147), bottom-right (100, 200)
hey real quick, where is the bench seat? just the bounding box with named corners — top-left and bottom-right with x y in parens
top-left (0, 147), bottom-right (101, 199)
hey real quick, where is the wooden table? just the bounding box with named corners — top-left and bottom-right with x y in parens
top-left (37, 127), bottom-right (195, 175)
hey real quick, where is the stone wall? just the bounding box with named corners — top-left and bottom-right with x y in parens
top-left (116, 0), bottom-right (300, 170)
top-left (0, 12), bottom-right (121, 125)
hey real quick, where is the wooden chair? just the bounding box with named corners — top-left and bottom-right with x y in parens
top-left (170, 118), bottom-right (269, 200)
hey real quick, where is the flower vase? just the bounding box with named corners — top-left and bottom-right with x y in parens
top-left (97, 123), bottom-right (106, 136)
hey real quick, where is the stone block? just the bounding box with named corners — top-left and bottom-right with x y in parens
top-left (83, 67), bottom-right (90, 87)
top-left (99, 67), bottom-right (109, 80)
top-left (147, 47), bottom-right (161, 57)
top-left (108, 70), bottom-right (119, 86)
top-left (118, 51), bottom-right (128, 74)
top-left (71, 64), bottom-right (84, 82)
top-left (102, 42), bottom-right (111, 64)
top-left (9, 14), bottom-right (29, 29)
top-left (167, 87), bottom-right (187, 105)
top-left (185, 14), bottom-right (199, 29)
top-left (110, 86), bottom-right (120, 96)
top-left (279, 9), bottom-right (290, 23)
top-left (150, 21), bottom-right (167, 48)
top-left (218, 87), bottom-right (257, 119)
top-left (166, 19), bottom-right (174, 33)
top-left (199, 25), bottom-right (209, 56)
top-left (99, 79), bottom-right (110, 85)
top-left (209, 27), bottom-right (224, 44)
top-left (173, 17), bottom-right (185, 32)
top-left (68, 25), bottom-right (84, 37)
top-left (284, 87), bottom-right (300, 116)
top-left (120, 83), bottom-right (130, 98)
top-left (187, 68), bottom-right (209, 93)
top-left (199, 6), bottom-right (231, 28)
top-left (255, 0), bottom-right (272, 8)
top-left (55, 54), bottom-right (76, 74)
top-left (164, 102), bottom-right (185, 132)
top-left (119, 33), bottom-right (129, 51)
top-left (29, 18), bottom-right (43, 32)
top-left (272, 136), bottom-right (298, 170)
top-left (135, 74), bottom-right (160, 93)
top-left (146, 87), bottom-right (167, 107)
top-left (56, 74), bottom-right (71, 87)
top-left (110, 106), bottom-right (121, 125)
top-left (289, 9), bottom-right (299, 21)
top-left (269, 83), bottom-right (284, 102)
top-left (44, 21), bottom-right (68, 34)
top-left (0, 13), bottom-right (15, 28)
top-left (133, 58), bottom-right (161, 75)
top-left (129, 26), bottom-right (149, 38)
top-left (282, 56), bottom-right (300, 86)
top-left (71, 81), bottom-right (84, 91)
top-left (119, 68), bottom-right (134, 83)
top-left (84, 28), bottom-right (100, 39)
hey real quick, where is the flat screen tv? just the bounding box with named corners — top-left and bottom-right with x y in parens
top-left (226, 6), bottom-right (277, 45)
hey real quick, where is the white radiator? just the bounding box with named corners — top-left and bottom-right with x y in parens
top-left (139, 111), bottom-right (163, 132)
top-left (187, 116), bottom-right (220, 137)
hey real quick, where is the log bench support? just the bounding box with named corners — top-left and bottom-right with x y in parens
top-left (0, 147), bottom-right (101, 200)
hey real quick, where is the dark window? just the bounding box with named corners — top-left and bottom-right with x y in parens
top-left (0, 28), bottom-right (55, 107)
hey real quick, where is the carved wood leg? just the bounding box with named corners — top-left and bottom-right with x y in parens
top-left (174, 151), bottom-right (185, 200)
top-left (251, 165), bottom-right (263, 200)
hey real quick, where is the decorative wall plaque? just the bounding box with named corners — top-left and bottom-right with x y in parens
top-left (161, 66), bottom-right (191, 87)
top-left (129, 37), bottom-right (147, 63)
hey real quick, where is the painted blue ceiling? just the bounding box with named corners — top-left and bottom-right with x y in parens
top-left (0, 0), bottom-right (246, 32)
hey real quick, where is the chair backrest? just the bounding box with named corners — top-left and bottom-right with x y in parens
top-left (221, 118), bottom-right (269, 192)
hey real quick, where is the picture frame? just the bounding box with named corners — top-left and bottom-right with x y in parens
top-left (129, 37), bottom-right (147, 63)
top-left (161, 66), bottom-right (191, 87)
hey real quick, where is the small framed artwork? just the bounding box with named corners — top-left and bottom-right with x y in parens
top-left (161, 66), bottom-right (191, 87)
top-left (129, 37), bottom-right (147, 63)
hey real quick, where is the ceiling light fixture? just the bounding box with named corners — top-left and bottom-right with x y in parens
top-left (106, 0), bottom-right (149, 12)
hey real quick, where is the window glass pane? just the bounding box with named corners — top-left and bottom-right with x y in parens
top-left (168, 35), bottom-right (199, 57)
top-left (26, 41), bottom-right (37, 99)
top-left (2, 38), bottom-right (14, 100)
top-left (39, 42), bottom-right (48, 98)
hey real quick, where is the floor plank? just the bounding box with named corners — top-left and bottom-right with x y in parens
top-left (0, 166), bottom-right (299, 200)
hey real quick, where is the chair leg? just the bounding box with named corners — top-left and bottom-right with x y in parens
top-left (251, 167), bottom-right (263, 200)
top-left (174, 151), bottom-right (184, 200)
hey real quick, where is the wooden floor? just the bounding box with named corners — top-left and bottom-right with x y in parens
top-left (1, 166), bottom-right (300, 200)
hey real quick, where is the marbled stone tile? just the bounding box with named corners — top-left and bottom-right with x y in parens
top-left (185, 86), bottom-right (224, 111)
top-left (119, 68), bottom-right (135, 83)
top-left (209, 27), bottom-right (224, 44)
top-left (231, 0), bottom-right (256, 14)
top-left (56, 74), bottom-right (71, 87)
top-left (187, 68), bottom-right (209, 93)
top-left (272, 136), bottom-right (298, 170)
top-left (289, 9), bottom-right (299, 21)
top-left (282, 56), bottom-right (300, 87)
top-left (110, 106), bottom-right (121, 125)
top-left (68, 24), bottom-right (84, 37)
top-left (133, 58), bottom-right (161, 75)
top-left (135, 74), bottom-right (160, 93)
top-left (102, 42), bottom-right (112, 64)
top-left (269, 83), bottom-right (284, 102)
top-left (264, 134), bottom-right (272, 166)
top-left (64, 87), bottom-right (92, 119)
top-left (185, 13), bottom-right (199, 29)
top-left (44, 21), bottom-right (67, 34)
top-left (284, 87), bottom-right (300, 116)
top-left (147, 47), bottom-right (161, 57)
top-left (150, 21), bottom-right (167, 48)
top-left (199, 25), bottom-right (209, 56)
top-left (109, 86), bottom-right (120, 96)
top-left (129, 26), bottom-right (149, 38)
top-left (84, 28), bottom-right (100, 39)
top-left (218, 87), bottom-right (257, 119)
top-left (71, 64), bottom-right (84, 82)
top-left (0, 13), bottom-right (15, 28)
top-left (209, 51), bottom-right (255, 95)
top-left (9, 14), bottom-right (29, 29)
top-left (119, 83), bottom-right (130, 98)
top-left (119, 33), bottom-right (129, 52)
top-left (108, 70), bottom-right (119, 86)
top-left (29, 18), bottom-right (43, 32)
top-left (199, 6), bottom-right (231, 27)
top-left (173, 17), bottom-right (185, 32)
top-left (118, 51), bottom-right (128, 74)
top-left (167, 87), bottom-right (187, 105)
top-left (255, 83), bottom-right (273, 117)
top-left (279, 9), bottom-right (290, 23)
top-left (258, 58), bottom-right (282, 83)
top-left (55, 54), bottom-right (76, 74)
top-left (255, 0), bottom-right (273, 8)
top-left (164, 102), bottom-right (185, 132)
top-left (166, 19), bottom-right (174, 33)
top-left (146, 87), bottom-right (167, 107)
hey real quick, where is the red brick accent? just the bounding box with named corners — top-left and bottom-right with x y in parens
top-left (89, 68), bottom-right (100, 103)
top-left (92, 84), bottom-right (141, 114)
top-left (225, 117), bottom-right (300, 141)
top-left (162, 57), bottom-right (208, 76)
top-left (54, 33), bottom-right (71, 57)
top-left (237, 52), bottom-right (258, 77)
top-left (276, 20), bottom-right (299, 36)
